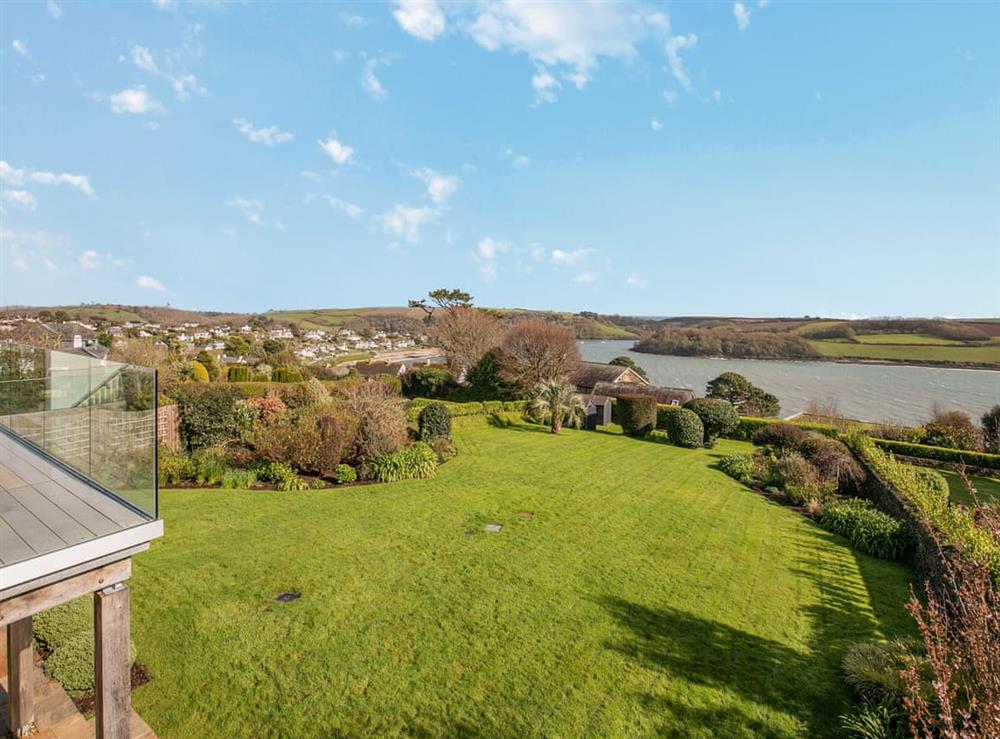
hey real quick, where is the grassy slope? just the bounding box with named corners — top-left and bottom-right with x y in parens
top-left (853, 333), bottom-right (964, 346)
top-left (940, 469), bottom-right (1000, 506)
top-left (268, 307), bottom-right (426, 330)
top-left (810, 339), bottom-right (1000, 365)
top-left (130, 420), bottom-right (913, 738)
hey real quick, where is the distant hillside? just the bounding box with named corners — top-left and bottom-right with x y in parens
top-left (0, 304), bottom-right (251, 327)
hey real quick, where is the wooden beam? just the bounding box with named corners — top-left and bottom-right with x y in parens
top-left (0, 558), bottom-right (130, 627)
top-left (6, 616), bottom-right (34, 737)
top-left (94, 583), bottom-right (131, 739)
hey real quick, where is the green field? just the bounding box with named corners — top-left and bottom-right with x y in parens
top-left (128, 419), bottom-right (912, 738)
top-left (268, 306), bottom-right (426, 330)
top-left (810, 339), bottom-right (1000, 365)
top-left (940, 469), bottom-right (1000, 506)
top-left (853, 333), bottom-right (965, 346)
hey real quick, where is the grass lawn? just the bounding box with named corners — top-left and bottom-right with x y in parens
top-left (130, 419), bottom-right (913, 738)
top-left (853, 333), bottom-right (964, 346)
top-left (810, 339), bottom-right (1000, 365)
top-left (940, 469), bottom-right (1000, 505)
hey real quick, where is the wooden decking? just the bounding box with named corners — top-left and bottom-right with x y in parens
top-left (0, 431), bottom-right (148, 570)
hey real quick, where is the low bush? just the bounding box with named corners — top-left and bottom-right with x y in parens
top-left (227, 365), bottom-right (252, 382)
top-left (869, 438), bottom-right (1000, 472)
top-left (655, 404), bottom-right (685, 430)
top-left (184, 360), bottom-right (210, 383)
top-left (923, 410), bottom-right (981, 451)
top-left (158, 447), bottom-right (195, 486)
top-left (718, 453), bottom-right (756, 484)
top-left (405, 398), bottom-right (528, 422)
top-left (797, 434), bottom-right (864, 488)
top-left (221, 468), bottom-right (257, 489)
top-left (33, 598), bottom-right (91, 653)
top-left (251, 460), bottom-right (307, 491)
top-left (913, 468), bottom-right (949, 506)
top-left (618, 395), bottom-right (657, 437)
top-left (175, 385), bottom-right (241, 450)
top-left (271, 367), bottom-right (304, 383)
top-left (752, 422), bottom-right (809, 451)
top-left (868, 424), bottom-right (927, 444)
top-left (333, 464), bottom-right (357, 484)
top-left (418, 402), bottom-right (452, 441)
top-left (192, 447), bottom-right (227, 486)
top-left (822, 499), bottom-right (909, 560)
top-left (366, 442), bottom-right (438, 482)
top-left (839, 701), bottom-right (908, 739)
top-left (429, 436), bottom-right (457, 463)
top-left (403, 366), bottom-right (456, 399)
top-left (850, 434), bottom-right (1000, 575)
top-left (841, 639), bottom-right (920, 704)
top-left (253, 405), bottom-right (351, 477)
top-left (683, 398), bottom-right (738, 447)
top-left (730, 416), bottom-right (840, 441)
top-left (664, 407), bottom-right (704, 448)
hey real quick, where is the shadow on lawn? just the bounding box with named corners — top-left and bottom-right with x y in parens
top-left (599, 532), bottom-right (905, 737)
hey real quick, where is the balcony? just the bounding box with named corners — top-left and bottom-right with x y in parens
top-left (1, 341), bottom-right (163, 737)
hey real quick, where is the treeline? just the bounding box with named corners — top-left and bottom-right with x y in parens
top-left (635, 327), bottom-right (819, 360)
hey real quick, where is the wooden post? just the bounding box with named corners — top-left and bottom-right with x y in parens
top-left (94, 583), bottom-right (131, 739)
top-left (6, 616), bottom-right (34, 737)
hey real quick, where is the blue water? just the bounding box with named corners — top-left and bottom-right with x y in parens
top-left (579, 340), bottom-right (1000, 426)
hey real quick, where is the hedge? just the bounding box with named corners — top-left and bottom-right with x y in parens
top-left (870, 438), bottom-right (1000, 472)
top-left (821, 498), bottom-right (909, 561)
top-left (227, 365), bottom-right (252, 382)
top-left (271, 367), bottom-right (304, 383)
top-left (418, 402), bottom-right (452, 441)
top-left (618, 395), bottom-right (657, 437)
top-left (683, 398), bottom-right (738, 447)
top-left (729, 416), bottom-right (841, 441)
top-left (664, 407), bottom-right (704, 448)
top-left (406, 398), bottom-right (528, 422)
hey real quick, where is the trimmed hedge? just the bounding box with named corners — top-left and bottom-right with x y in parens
top-left (418, 402), bottom-right (452, 441)
top-left (730, 416), bottom-right (841, 441)
top-left (871, 438), bottom-right (1000, 472)
top-left (655, 404), bottom-right (686, 430)
top-left (849, 433), bottom-right (1000, 577)
top-left (406, 398), bottom-right (528, 422)
top-left (664, 407), bottom-right (704, 448)
top-left (227, 365), bottom-right (252, 382)
top-left (271, 367), bottom-right (305, 383)
top-left (683, 398), bottom-right (738, 447)
top-left (618, 395), bottom-right (657, 437)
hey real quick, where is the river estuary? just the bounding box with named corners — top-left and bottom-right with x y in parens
top-left (579, 340), bottom-right (1000, 426)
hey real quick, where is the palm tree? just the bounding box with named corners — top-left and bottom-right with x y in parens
top-left (529, 378), bottom-right (585, 434)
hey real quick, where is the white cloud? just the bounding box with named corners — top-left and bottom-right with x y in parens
top-left (711, 89), bottom-right (722, 104)
top-left (532, 67), bottom-right (561, 104)
top-left (734, 2), bottom-right (750, 32)
top-left (226, 196), bottom-right (264, 225)
top-left (1, 160), bottom-right (95, 197)
top-left (102, 85), bottom-right (165, 115)
top-left (137, 275), bottom-right (166, 291)
top-left (412, 168), bottom-right (461, 204)
top-left (341, 13), bottom-right (368, 28)
top-left (130, 45), bottom-right (207, 102)
top-left (379, 204), bottom-right (437, 243)
top-left (650, 117), bottom-right (662, 131)
top-left (46, 0), bottom-right (62, 18)
top-left (551, 248), bottom-right (592, 266)
top-left (233, 118), bottom-right (294, 146)
top-left (12, 40), bottom-right (29, 57)
top-left (392, 0), bottom-right (446, 41)
top-left (362, 55), bottom-right (388, 100)
top-left (513, 155), bottom-right (531, 168)
top-left (318, 135), bottom-right (354, 165)
top-left (3, 190), bottom-right (37, 211)
top-left (663, 90), bottom-right (679, 105)
top-left (575, 271), bottom-right (597, 284)
top-left (665, 33), bottom-right (697, 92)
top-left (0, 228), bottom-right (66, 271)
top-left (626, 273), bottom-right (647, 288)
top-left (150, 0), bottom-right (177, 10)
top-left (326, 196), bottom-right (363, 219)
top-left (78, 250), bottom-right (99, 269)
top-left (474, 236), bottom-right (510, 281)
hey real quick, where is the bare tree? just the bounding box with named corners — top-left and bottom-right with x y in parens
top-left (431, 306), bottom-right (502, 376)
top-left (498, 319), bottom-right (580, 390)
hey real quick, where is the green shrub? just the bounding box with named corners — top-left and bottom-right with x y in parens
top-left (618, 395), bottom-right (657, 437)
top-left (684, 398), bottom-right (738, 447)
top-left (418, 402), bottom-right (452, 441)
top-left (157, 447), bottom-right (195, 486)
top-left (33, 598), bottom-right (91, 654)
top-left (271, 367), bottom-right (304, 383)
top-left (192, 447), bottom-right (227, 486)
top-left (221, 468), bottom-right (257, 489)
top-left (403, 366), bottom-right (456, 398)
top-left (913, 468), bottom-right (949, 505)
top-left (868, 438), bottom-right (1000, 472)
top-left (45, 631), bottom-right (137, 697)
top-left (655, 404), bottom-right (686, 430)
top-left (405, 398), bottom-right (528, 422)
top-left (752, 422), bottom-right (809, 451)
top-left (276, 473), bottom-right (309, 492)
top-left (841, 639), bottom-right (919, 703)
top-left (664, 407), bottom-right (704, 448)
top-left (731, 416), bottom-right (840, 441)
top-left (839, 701), bottom-right (908, 739)
top-left (333, 464), bottom-right (357, 484)
top-left (849, 434), bottom-right (1000, 575)
top-left (718, 453), bottom-right (757, 484)
top-left (366, 442), bottom-right (438, 482)
top-left (250, 460), bottom-right (306, 490)
top-left (227, 365), bottom-right (252, 382)
top-left (185, 360), bottom-right (210, 383)
top-left (822, 499), bottom-right (908, 560)
top-left (176, 385), bottom-right (241, 450)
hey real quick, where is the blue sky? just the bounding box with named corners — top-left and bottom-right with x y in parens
top-left (1, 0), bottom-right (998, 317)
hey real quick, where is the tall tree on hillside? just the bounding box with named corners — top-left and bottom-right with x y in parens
top-left (409, 288), bottom-right (473, 324)
top-left (498, 319), bottom-right (580, 390)
top-left (432, 306), bottom-right (502, 376)
top-left (529, 378), bottom-right (585, 434)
